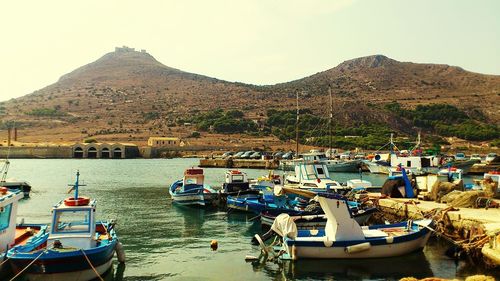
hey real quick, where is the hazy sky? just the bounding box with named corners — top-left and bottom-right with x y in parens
top-left (1, 0), bottom-right (499, 101)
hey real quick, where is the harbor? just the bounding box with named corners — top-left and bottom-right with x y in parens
top-left (0, 158), bottom-right (497, 280)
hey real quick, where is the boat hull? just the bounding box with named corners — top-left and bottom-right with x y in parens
top-left (327, 161), bottom-right (360, 173)
top-left (284, 220), bottom-right (432, 259)
top-left (24, 259), bottom-right (113, 281)
top-left (8, 223), bottom-right (117, 281)
top-left (364, 161), bottom-right (391, 174)
top-left (169, 180), bottom-right (217, 207)
top-left (170, 192), bottom-right (218, 206)
top-left (226, 195), bottom-right (265, 213)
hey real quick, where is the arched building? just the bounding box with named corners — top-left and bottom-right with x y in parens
top-left (71, 143), bottom-right (139, 159)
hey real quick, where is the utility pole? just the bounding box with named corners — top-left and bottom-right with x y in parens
top-left (329, 86), bottom-right (333, 159)
top-left (295, 90), bottom-right (299, 158)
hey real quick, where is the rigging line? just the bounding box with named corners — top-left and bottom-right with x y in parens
top-left (9, 250), bottom-right (45, 281)
top-left (81, 249), bottom-right (105, 281)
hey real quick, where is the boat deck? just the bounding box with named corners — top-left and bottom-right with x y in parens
top-left (14, 227), bottom-right (40, 245)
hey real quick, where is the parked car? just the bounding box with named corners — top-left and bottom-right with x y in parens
top-left (273, 151), bottom-right (284, 159)
top-left (222, 151), bottom-right (234, 158)
top-left (486, 153), bottom-right (498, 163)
top-left (282, 152), bottom-right (294, 160)
top-left (250, 151), bottom-right (262, 159)
top-left (241, 151), bottom-right (255, 159)
top-left (233, 151), bottom-right (245, 158)
top-left (470, 154), bottom-right (482, 161)
top-left (454, 152), bottom-right (467, 161)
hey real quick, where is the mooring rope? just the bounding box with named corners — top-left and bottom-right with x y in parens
top-left (0, 250), bottom-right (18, 267)
top-left (80, 249), bottom-right (104, 281)
top-left (9, 250), bottom-right (45, 281)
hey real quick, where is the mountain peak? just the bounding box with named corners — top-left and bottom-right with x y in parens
top-left (338, 54), bottom-right (397, 70)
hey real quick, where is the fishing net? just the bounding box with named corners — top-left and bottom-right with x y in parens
top-left (441, 190), bottom-right (487, 208)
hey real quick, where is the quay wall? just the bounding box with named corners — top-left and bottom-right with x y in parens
top-left (199, 158), bottom-right (279, 169)
top-left (0, 146), bottom-right (72, 158)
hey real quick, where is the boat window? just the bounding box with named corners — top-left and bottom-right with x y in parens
top-left (0, 203), bottom-right (12, 231)
top-left (407, 160), bottom-right (412, 167)
top-left (304, 165), bottom-right (317, 180)
top-left (54, 210), bottom-right (91, 233)
top-left (231, 175), bottom-right (244, 183)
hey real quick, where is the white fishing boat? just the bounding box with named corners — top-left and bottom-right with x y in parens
top-left (285, 163), bottom-right (346, 193)
top-left (265, 188), bottom-right (432, 259)
top-left (280, 151), bottom-right (360, 172)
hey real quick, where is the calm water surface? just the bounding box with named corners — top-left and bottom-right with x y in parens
top-left (6, 158), bottom-right (499, 280)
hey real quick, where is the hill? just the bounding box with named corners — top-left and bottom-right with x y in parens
top-left (1, 48), bottom-right (499, 149)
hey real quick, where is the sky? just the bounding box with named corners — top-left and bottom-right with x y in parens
top-left (0, 0), bottom-right (499, 101)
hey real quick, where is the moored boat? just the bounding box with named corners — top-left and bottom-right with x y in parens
top-left (285, 163), bottom-right (347, 193)
top-left (1, 160), bottom-right (32, 197)
top-left (7, 171), bottom-right (124, 281)
top-left (0, 188), bottom-right (47, 279)
top-left (261, 187), bottom-right (432, 260)
top-left (169, 168), bottom-right (217, 206)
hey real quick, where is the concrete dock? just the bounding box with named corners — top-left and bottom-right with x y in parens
top-left (377, 198), bottom-right (500, 266)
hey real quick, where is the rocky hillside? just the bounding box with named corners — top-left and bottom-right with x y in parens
top-left (1, 48), bottom-right (498, 145)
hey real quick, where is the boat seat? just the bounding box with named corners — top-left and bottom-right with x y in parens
top-left (362, 229), bottom-right (388, 238)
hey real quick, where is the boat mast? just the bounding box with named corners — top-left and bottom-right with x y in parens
top-left (295, 90), bottom-right (300, 157)
top-left (68, 171), bottom-right (86, 199)
top-left (328, 86), bottom-right (333, 159)
top-left (390, 133), bottom-right (394, 154)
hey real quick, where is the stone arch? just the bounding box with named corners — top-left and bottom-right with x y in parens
top-left (73, 146), bottom-right (84, 158)
top-left (113, 147), bottom-right (123, 158)
top-left (87, 146), bottom-right (98, 158)
top-left (101, 147), bottom-right (111, 158)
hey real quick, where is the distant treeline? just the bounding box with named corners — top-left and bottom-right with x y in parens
top-left (384, 103), bottom-right (499, 141)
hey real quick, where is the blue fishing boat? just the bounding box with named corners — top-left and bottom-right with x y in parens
top-left (264, 188), bottom-right (432, 259)
top-left (169, 168), bottom-right (217, 206)
top-left (0, 188), bottom-right (47, 279)
top-left (7, 171), bottom-right (124, 281)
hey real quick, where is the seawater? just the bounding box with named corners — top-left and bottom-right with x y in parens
top-left (6, 158), bottom-right (499, 281)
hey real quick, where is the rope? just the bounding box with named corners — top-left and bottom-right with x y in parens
top-left (9, 250), bottom-right (45, 281)
top-left (0, 250), bottom-right (17, 267)
top-left (80, 249), bottom-right (104, 281)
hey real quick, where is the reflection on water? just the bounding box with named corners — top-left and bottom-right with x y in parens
top-left (5, 159), bottom-right (499, 280)
top-left (251, 251), bottom-right (433, 281)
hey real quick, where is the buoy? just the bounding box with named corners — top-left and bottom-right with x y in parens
top-left (345, 242), bottom-right (371, 254)
top-left (210, 240), bottom-right (218, 251)
top-left (244, 255), bottom-right (258, 261)
top-left (64, 197), bottom-right (90, 206)
top-left (0, 187), bottom-right (8, 195)
top-left (115, 241), bottom-right (126, 263)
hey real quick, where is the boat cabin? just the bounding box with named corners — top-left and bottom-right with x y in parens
top-left (49, 199), bottom-right (97, 250)
top-left (223, 170), bottom-right (250, 193)
top-left (183, 168), bottom-right (205, 186)
top-left (224, 170), bottom-right (248, 184)
top-left (300, 152), bottom-right (328, 162)
top-left (0, 188), bottom-right (23, 252)
top-left (294, 163), bottom-right (331, 182)
top-left (390, 154), bottom-right (440, 171)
